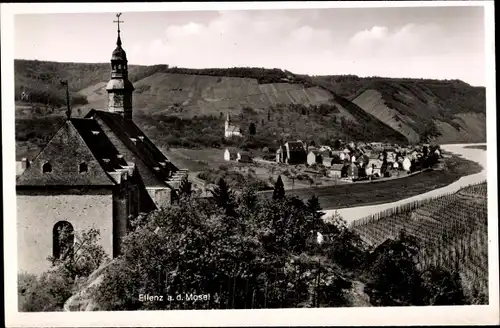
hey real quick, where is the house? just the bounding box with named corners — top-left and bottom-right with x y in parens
top-left (276, 141), bottom-right (307, 164)
top-left (402, 157), bottom-right (412, 171)
top-left (276, 147), bottom-right (284, 163)
top-left (224, 112), bottom-right (242, 138)
top-left (358, 154), bottom-right (370, 168)
top-left (224, 148), bottom-right (238, 161)
top-left (237, 151), bottom-right (252, 163)
top-left (16, 22), bottom-right (187, 275)
top-left (392, 161), bottom-right (400, 169)
top-left (339, 152), bottom-right (351, 162)
top-left (318, 145), bottom-right (332, 152)
top-left (347, 164), bottom-right (359, 179)
top-left (320, 150), bottom-right (332, 159)
top-left (434, 148), bottom-right (441, 157)
top-left (386, 151), bottom-right (396, 163)
top-left (284, 141), bottom-right (307, 164)
top-left (307, 150), bottom-right (322, 166)
top-left (322, 157), bottom-right (335, 167)
top-left (365, 159), bottom-right (384, 176)
top-left (328, 164), bottom-right (344, 178)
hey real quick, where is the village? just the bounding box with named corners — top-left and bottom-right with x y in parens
top-left (189, 112), bottom-right (444, 194)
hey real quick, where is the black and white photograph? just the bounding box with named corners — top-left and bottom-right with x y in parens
top-left (2, 1), bottom-right (498, 326)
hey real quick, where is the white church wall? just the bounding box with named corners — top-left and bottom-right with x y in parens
top-left (17, 188), bottom-right (114, 275)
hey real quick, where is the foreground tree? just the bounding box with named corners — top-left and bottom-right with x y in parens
top-left (364, 231), bottom-right (467, 306)
top-left (364, 231), bottom-right (425, 306)
top-left (91, 189), bottom-right (359, 310)
top-left (272, 175), bottom-right (285, 200)
top-left (178, 175), bottom-right (192, 198)
top-left (210, 178), bottom-right (236, 215)
top-left (420, 266), bottom-right (466, 305)
top-left (19, 228), bottom-right (108, 312)
top-left (249, 122), bottom-right (257, 135)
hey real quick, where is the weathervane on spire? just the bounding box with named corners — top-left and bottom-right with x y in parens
top-left (114, 13), bottom-right (123, 33)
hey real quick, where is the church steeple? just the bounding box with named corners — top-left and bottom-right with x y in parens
top-left (106, 13), bottom-right (134, 120)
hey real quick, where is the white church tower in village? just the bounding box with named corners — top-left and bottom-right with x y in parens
top-left (224, 111), bottom-right (242, 138)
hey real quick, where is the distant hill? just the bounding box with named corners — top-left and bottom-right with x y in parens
top-left (14, 59), bottom-right (486, 158)
top-left (311, 75), bottom-right (486, 144)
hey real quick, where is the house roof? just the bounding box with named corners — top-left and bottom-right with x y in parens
top-left (308, 150), bottom-right (321, 156)
top-left (367, 159), bottom-right (384, 168)
top-left (330, 163), bottom-right (344, 170)
top-left (323, 157), bottom-right (334, 162)
top-left (86, 109), bottom-right (179, 188)
top-left (286, 141), bottom-right (305, 152)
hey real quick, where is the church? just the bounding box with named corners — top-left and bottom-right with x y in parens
top-left (224, 112), bottom-right (242, 138)
top-left (16, 15), bottom-right (188, 275)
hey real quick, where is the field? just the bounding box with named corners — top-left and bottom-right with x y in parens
top-left (351, 181), bottom-right (488, 302)
top-left (163, 147), bottom-right (345, 191)
top-left (260, 153), bottom-right (483, 209)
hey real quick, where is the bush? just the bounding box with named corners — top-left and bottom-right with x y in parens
top-left (18, 269), bottom-right (74, 312)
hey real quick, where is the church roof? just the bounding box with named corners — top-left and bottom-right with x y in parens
top-left (112, 46), bottom-right (127, 61)
top-left (16, 120), bottom-right (121, 187)
top-left (111, 33), bottom-right (127, 61)
top-left (226, 125), bottom-right (240, 133)
top-left (86, 109), bottom-right (178, 188)
top-left (17, 112), bottom-right (180, 189)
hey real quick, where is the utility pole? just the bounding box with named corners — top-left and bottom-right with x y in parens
top-left (60, 80), bottom-right (71, 119)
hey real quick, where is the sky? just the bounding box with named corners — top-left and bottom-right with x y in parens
top-left (14, 6), bottom-right (486, 86)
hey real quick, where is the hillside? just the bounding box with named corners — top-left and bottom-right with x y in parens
top-left (14, 60), bottom-right (486, 158)
top-left (311, 75), bottom-right (486, 144)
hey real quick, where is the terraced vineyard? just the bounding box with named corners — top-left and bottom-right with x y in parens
top-left (351, 181), bottom-right (488, 303)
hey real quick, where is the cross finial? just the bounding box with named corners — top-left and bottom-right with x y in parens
top-left (114, 13), bottom-right (123, 33)
top-left (113, 13), bottom-right (124, 46)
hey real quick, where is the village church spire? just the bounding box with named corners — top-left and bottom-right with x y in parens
top-left (106, 13), bottom-right (135, 120)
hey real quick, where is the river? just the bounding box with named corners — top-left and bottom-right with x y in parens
top-left (323, 143), bottom-right (487, 225)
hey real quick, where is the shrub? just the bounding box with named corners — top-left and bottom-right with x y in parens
top-left (18, 269), bottom-right (74, 312)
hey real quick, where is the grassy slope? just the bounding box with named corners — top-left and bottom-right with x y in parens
top-left (14, 60), bottom-right (486, 159)
top-left (15, 60), bottom-right (409, 159)
top-left (311, 75), bottom-right (486, 144)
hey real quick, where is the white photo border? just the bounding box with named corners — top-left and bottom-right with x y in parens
top-left (2, 1), bottom-right (498, 326)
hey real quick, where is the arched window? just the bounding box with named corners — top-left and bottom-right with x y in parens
top-left (53, 221), bottom-right (74, 260)
top-left (79, 162), bottom-right (88, 173)
top-left (42, 162), bottom-right (52, 173)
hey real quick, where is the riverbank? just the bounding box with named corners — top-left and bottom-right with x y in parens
top-left (325, 143), bottom-right (487, 225)
top-left (260, 150), bottom-right (483, 210)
